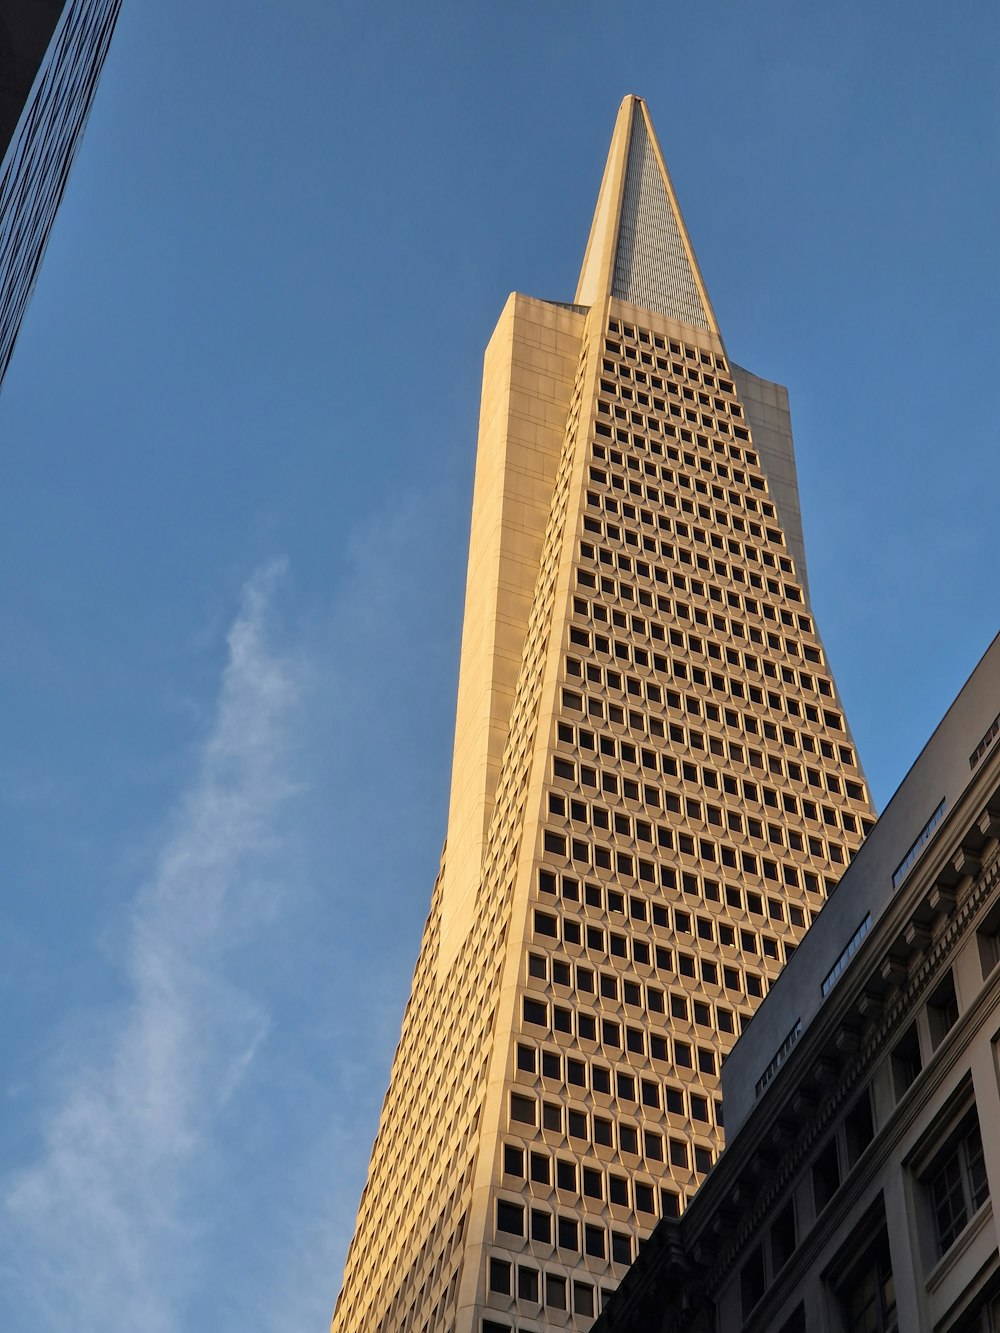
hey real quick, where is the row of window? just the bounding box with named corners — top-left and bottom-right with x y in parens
top-left (547, 776), bottom-right (862, 851)
top-left (539, 865), bottom-right (810, 927)
top-left (513, 1041), bottom-right (721, 1119)
top-left (526, 951), bottom-right (741, 1035)
top-left (562, 672), bottom-right (845, 765)
top-left (521, 993), bottom-right (721, 1076)
top-left (590, 430), bottom-right (771, 511)
top-left (588, 469), bottom-right (778, 541)
top-left (487, 1254), bottom-right (614, 1315)
top-left (533, 904), bottom-right (791, 969)
top-left (502, 1140), bottom-right (693, 1212)
top-left (543, 809), bottom-right (846, 885)
top-left (583, 490), bottom-right (789, 576)
top-left (570, 611), bottom-right (827, 692)
top-left (564, 654), bottom-right (843, 741)
top-left (572, 591), bottom-right (821, 680)
top-left (524, 933), bottom-right (771, 1000)
top-left (560, 687), bottom-right (848, 789)
top-left (595, 394), bottom-right (747, 455)
top-left (554, 710), bottom-right (861, 800)
top-left (496, 1164), bottom-right (679, 1232)
top-left (577, 507), bottom-right (801, 608)
top-left (509, 1066), bottom-right (718, 1142)
top-left (574, 525), bottom-right (809, 642)
top-left (604, 319), bottom-right (729, 378)
top-left (586, 518), bottom-right (791, 605)
top-left (591, 432), bottom-right (765, 506)
top-left (598, 377), bottom-right (743, 424)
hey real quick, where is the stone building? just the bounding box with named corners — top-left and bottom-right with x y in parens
top-left (596, 635), bottom-right (1000, 1332)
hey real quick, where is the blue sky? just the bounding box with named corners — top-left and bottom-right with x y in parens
top-left (0, 2), bottom-right (997, 1328)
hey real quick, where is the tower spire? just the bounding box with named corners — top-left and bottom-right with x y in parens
top-left (575, 95), bottom-right (719, 336)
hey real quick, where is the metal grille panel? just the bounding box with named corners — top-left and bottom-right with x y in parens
top-left (612, 109), bottom-right (708, 330)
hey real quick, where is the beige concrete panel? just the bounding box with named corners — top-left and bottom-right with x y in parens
top-left (439, 295), bottom-right (585, 971)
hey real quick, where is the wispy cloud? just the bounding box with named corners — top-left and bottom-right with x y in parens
top-left (2, 560), bottom-right (302, 1333)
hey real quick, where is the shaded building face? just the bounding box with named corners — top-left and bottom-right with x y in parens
top-left (333, 96), bottom-right (874, 1333)
top-left (0, 0), bottom-right (122, 386)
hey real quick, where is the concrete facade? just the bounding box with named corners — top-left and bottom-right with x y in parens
top-left (596, 637), bottom-right (1000, 1333)
top-left (332, 97), bottom-right (875, 1333)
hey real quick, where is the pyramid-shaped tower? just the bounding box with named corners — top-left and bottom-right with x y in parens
top-left (332, 96), bottom-right (875, 1333)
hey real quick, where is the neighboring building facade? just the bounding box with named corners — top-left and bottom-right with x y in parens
top-left (0, 0), bottom-right (122, 387)
top-left (333, 97), bottom-right (876, 1333)
top-left (596, 635), bottom-right (1000, 1332)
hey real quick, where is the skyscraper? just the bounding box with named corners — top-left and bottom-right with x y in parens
top-left (0, 0), bottom-right (122, 388)
top-left (333, 95), bottom-right (875, 1333)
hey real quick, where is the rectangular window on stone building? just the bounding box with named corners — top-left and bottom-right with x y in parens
top-left (891, 1022), bottom-right (922, 1100)
top-left (927, 969), bottom-right (959, 1049)
top-left (977, 899), bottom-right (1000, 979)
top-left (770, 1200), bottom-right (796, 1274)
top-left (836, 1227), bottom-right (896, 1333)
top-left (813, 1138), bottom-right (841, 1213)
top-left (845, 1090), bottom-right (876, 1167)
top-left (740, 1243), bottom-right (766, 1320)
top-left (925, 1108), bottom-right (990, 1258)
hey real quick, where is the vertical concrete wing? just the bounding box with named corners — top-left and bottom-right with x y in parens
top-left (440, 295), bottom-right (586, 969)
top-left (730, 365), bottom-right (811, 604)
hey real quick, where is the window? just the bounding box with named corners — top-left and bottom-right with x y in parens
top-left (977, 898), bottom-right (1000, 978)
top-left (608, 1174), bottom-right (628, 1206)
top-left (891, 1022), bottom-right (922, 1100)
top-left (845, 1091), bottom-right (875, 1167)
top-left (813, 1138), bottom-right (840, 1212)
top-left (496, 1199), bottom-right (523, 1236)
top-left (841, 1230), bottom-right (897, 1333)
top-left (529, 1151), bottom-right (549, 1184)
top-left (557, 1214), bottom-right (578, 1250)
top-left (488, 1257), bottom-right (511, 1295)
top-left (892, 798), bottom-right (946, 890)
top-left (574, 1282), bottom-right (595, 1318)
top-left (517, 1265), bottom-right (539, 1302)
top-left (510, 1093), bottom-right (535, 1126)
top-left (741, 1243), bottom-right (766, 1318)
top-left (822, 913), bottom-right (872, 996)
top-left (612, 1231), bottom-right (632, 1265)
top-left (503, 1144), bottom-right (524, 1176)
top-left (585, 1223), bottom-right (606, 1258)
top-left (927, 1112), bottom-right (990, 1256)
top-left (556, 1159), bottom-right (576, 1192)
top-left (770, 1200), bottom-right (796, 1273)
top-left (927, 970), bottom-right (959, 1049)
top-left (546, 1274), bottom-right (567, 1310)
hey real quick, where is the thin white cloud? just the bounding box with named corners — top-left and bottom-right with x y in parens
top-left (2, 559), bottom-right (302, 1333)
